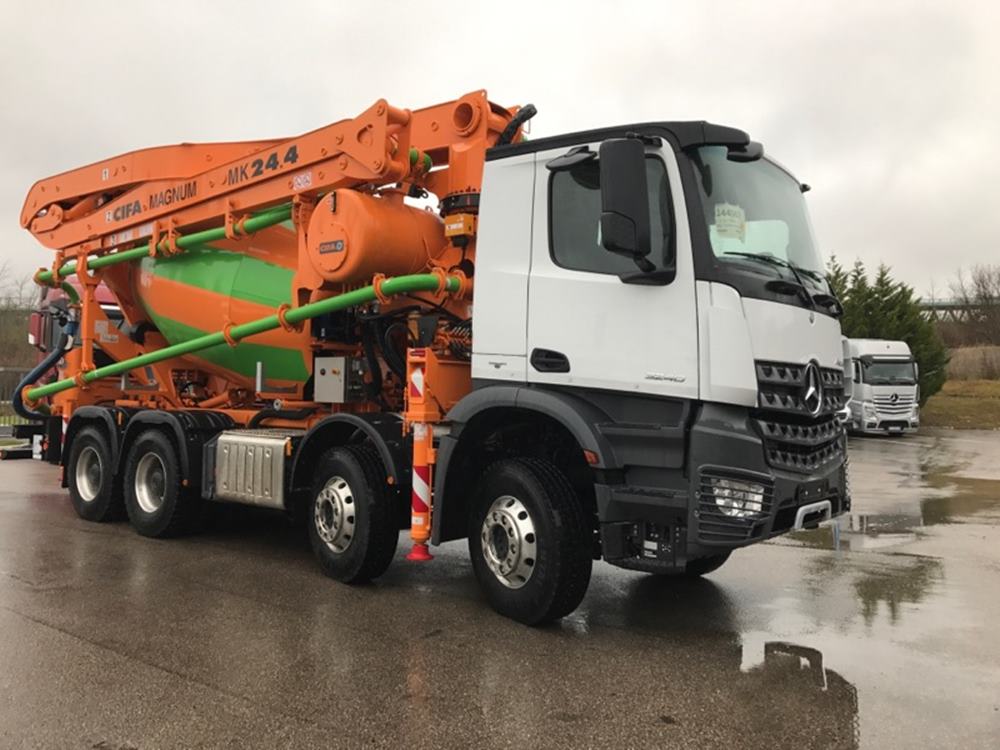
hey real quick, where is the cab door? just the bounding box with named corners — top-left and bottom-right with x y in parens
top-left (525, 141), bottom-right (699, 400)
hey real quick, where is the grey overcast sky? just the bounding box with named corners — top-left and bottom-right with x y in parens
top-left (1, 0), bottom-right (996, 297)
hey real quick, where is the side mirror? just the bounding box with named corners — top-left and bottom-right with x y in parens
top-left (599, 139), bottom-right (653, 271)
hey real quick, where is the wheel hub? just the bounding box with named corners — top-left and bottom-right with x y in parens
top-left (314, 475), bottom-right (356, 554)
top-left (75, 446), bottom-right (103, 503)
top-left (134, 452), bottom-right (166, 514)
top-left (481, 495), bottom-right (537, 589)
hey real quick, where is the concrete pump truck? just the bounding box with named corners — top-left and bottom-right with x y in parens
top-left (14, 91), bottom-right (848, 624)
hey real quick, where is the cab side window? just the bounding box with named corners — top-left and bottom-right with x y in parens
top-left (549, 156), bottom-right (671, 275)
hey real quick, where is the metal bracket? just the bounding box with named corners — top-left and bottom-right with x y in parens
top-left (793, 500), bottom-right (832, 530)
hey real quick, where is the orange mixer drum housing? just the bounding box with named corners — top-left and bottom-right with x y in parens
top-left (306, 190), bottom-right (447, 285)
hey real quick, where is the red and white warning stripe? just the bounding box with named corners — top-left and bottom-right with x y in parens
top-left (409, 366), bottom-right (425, 399)
top-left (411, 465), bottom-right (430, 527)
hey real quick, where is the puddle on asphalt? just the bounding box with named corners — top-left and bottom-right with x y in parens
top-left (786, 434), bottom-right (1000, 553)
top-left (799, 550), bottom-right (945, 626)
top-left (589, 576), bottom-right (864, 747)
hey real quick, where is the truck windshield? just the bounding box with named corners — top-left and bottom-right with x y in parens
top-left (691, 146), bottom-right (827, 290)
top-left (862, 360), bottom-right (916, 385)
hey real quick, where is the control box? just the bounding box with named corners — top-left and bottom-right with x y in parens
top-left (313, 355), bottom-right (366, 403)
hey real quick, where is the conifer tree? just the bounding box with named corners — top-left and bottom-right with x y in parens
top-left (827, 257), bottom-right (948, 403)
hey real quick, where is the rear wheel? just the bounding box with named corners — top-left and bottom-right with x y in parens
top-left (468, 458), bottom-right (592, 625)
top-left (124, 429), bottom-right (196, 538)
top-left (66, 426), bottom-right (122, 522)
top-left (308, 445), bottom-right (398, 583)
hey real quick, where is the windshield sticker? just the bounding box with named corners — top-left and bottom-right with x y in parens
top-left (715, 203), bottom-right (746, 241)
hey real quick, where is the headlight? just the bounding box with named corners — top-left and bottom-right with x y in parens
top-left (862, 401), bottom-right (877, 417)
top-left (709, 477), bottom-right (766, 518)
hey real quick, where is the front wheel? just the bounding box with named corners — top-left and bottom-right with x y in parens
top-left (307, 445), bottom-right (398, 584)
top-left (468, 458), bottom-right (592, 625)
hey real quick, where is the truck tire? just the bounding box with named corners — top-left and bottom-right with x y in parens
top-left (123, 429), bottom-right (196, 538)
top-left (684, 552), bottom-right (731, 577)
top-left (468, 458), bottom-right (592, 625)
top-left (66, 425), bottom-right (122, 522)
top-left (308, 445), bottom-right (398, 584)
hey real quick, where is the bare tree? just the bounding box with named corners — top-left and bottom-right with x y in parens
top-left (951, 265), bottom-right (1000, 345)
top-left (0, 262), bottom-right (39, 387)
top-left (0, 261), bottom-right (37, 311)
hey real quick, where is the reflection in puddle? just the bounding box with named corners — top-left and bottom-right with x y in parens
top-left (920, 475), bottom-right (1000, 526)
top-left (851, 556), bottom-right (944, 625)
top-left (788, 435), bottom-right (1000, 553)
top-left (516, 576), bottom-right (859, 748)
top-left (801, 552), bottom-right (945, 626)
top-left (794, 517), bottom-right (919, 552)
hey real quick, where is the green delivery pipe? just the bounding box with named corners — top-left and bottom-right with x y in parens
top-left (25, 273), bottom-right (461, 402)
top-left (34, 204), bottom-right (293, 285)
top-left (59, 281), bottom-right (80, 305)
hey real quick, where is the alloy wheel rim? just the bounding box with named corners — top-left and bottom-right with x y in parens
top-left (314, 475), bottom-right (356, 553)
top-left (480, 495), bottom-right (537, 589)
top-left (134, 452), bottom-right (167, 514)
top-left (76, 446), bottom-right (103, 503)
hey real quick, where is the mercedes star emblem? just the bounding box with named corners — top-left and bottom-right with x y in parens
top-left (802, 362), bottom-right (824, 417)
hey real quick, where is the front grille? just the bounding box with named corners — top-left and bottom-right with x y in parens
top-left (696, 469), bottom-right (774, 543)
top-left (757, 417), bottom-right (844, 472)
top-left (755, 361), bottom-right (845, 418)
top-left (755, 360), bottom-right (845, 474)
top-left (873, 393), bottom-right (915, 416)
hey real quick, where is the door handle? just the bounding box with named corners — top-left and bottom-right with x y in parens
top-left (530, 348), bottom-right (570, 373)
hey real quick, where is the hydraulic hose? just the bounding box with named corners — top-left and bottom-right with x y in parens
top-left (361, 321), bottom-right (385, 405)
top-left (496, 104), bottom-right (537, 146)
top-left (13, 310), bottom-right (79, 421)
top-left (247, 407), bottom-right (316, 429)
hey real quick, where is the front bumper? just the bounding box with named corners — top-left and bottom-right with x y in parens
top-left (597, 403), bottom-right (848, 571)
top-left (850, 417), bottom-right (919, 434)
top-left (686, 403), bottom-right (847, 551)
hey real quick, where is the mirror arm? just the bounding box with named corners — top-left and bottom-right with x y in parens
top-left (625, 132), bottom-right (663, 147)
top-left (619, 267), bottom-right (676, 286)
top-left (633, 256), bottom-right (656, 273)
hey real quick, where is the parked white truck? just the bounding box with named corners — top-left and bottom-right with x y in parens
top-left (842, 338), bottom-right (919, 435)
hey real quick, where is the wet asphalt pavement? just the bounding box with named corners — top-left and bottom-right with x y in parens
top-left (1, 430), bottom-right (998, 749)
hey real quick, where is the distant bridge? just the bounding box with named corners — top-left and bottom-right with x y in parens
top-left (919, 299), bottom-right (997, 323)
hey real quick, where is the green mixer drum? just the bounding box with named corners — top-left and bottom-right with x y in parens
top-left (135, 243), bottom-right (310, 383)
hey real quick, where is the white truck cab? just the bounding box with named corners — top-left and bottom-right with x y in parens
top-left (842, 338), bottom-right (919, 435)
top-left (448, 123), bottom-right (850, 589)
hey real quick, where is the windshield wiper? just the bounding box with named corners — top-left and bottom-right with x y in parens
top-left (722, 252), bottom-right (818, 309)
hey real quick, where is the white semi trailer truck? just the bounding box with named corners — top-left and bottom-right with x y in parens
top-left (842, 338), bottom-right (920, 435)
